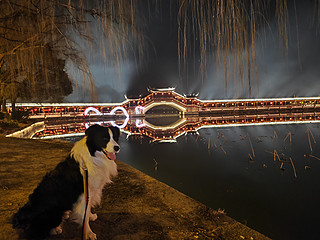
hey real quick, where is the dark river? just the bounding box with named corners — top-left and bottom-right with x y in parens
top-left (61, 123), bottom-right (320, 240)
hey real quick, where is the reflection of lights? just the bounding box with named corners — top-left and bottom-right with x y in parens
top-left (37, 132), bottom-right (85, 139)
top-left (84, 107), bottom-right (102, 116)
top-left (85, 121), bottom-right (103, 129)
top-left (83, 106), bottom-right (130, 129)
top-left (110, 117), bottom-right (129, 129)
top-left (152, 139), bottom-right (177, 143)
top-left (135, 119), bottom-right (145, 128)
top-left (144, 118), bottom-right (186, 130)
top-left (135, 106), bottom-right (144, 114)
top-left (110, 106), bottom-right (129, 118)
top-left (23, 91), bottom-right (320, 141)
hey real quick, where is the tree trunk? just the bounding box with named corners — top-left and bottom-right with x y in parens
top-left (11, 98), bottom-right (16, 112)
top-left (1, 99), bottom-right (7, 113)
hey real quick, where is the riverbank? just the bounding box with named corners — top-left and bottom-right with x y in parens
top-left (0, 135), bottom-right (270, 240)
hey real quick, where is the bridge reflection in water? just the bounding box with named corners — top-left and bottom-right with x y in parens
top-left (34, 109), bottom-right (320, 141)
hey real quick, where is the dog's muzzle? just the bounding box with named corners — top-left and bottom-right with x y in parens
top-left (103, 145), bottom-right (120, 161)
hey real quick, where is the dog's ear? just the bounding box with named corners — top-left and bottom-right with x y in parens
top-left (109, 126), bottom-right (120, 142)
top-left (85, 124), bottom-right (101, 137)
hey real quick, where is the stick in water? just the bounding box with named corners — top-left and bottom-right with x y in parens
top-left (307, 128), bottom-right (316, 144)
top-left (309, 154), bottom-right (320, 161)
top-left (247, 133), bottom-right (255, 157)
top-left (284, 132), bottom-right (291, 143)
top-left (307, 131), bottom-right (313, 153)
top-left (289, 157), bottom-right (297, 178)
top-left (273, 130), bottom-right (278, 139)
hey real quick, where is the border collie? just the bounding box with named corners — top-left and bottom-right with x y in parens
top-left (12, 124), bottom-right (120, 240)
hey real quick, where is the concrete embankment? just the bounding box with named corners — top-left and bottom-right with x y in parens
top-left (0, 135), bottom-right (270, 240)
top-left (5, 121), bottom-right (44, 138)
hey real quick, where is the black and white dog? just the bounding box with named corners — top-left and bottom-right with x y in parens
top-left (12, 124), bottom-right (120, 240)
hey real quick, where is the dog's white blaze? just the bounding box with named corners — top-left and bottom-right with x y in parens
top-left (70, 134), bottom-right (118, 227)
top-left (105, 129), bottom-right (119, 154)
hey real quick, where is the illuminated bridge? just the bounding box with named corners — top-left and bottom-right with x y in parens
top-left (12, 87), bottom-right (320, 117)
top-left (9, 88), bottom-right (320, 141)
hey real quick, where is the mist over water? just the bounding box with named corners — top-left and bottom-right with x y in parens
top-left (66, 1), bottom-right (320, 103)
top-left (66, 62), bottom-right (135, 102)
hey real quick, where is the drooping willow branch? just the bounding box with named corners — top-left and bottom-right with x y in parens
top-left (176, 0), bottom-right (290, 97)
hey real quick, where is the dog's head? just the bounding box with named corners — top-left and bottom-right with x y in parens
top-left (85, 124), bottom-right (120, 160)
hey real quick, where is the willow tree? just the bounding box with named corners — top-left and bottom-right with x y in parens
top-left (0, 0), bottom-right (142, 111)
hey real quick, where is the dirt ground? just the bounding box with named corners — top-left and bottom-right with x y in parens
top-left (0, 135), bottom-right (270, 240)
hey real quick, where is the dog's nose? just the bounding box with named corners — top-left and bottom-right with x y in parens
top-left (114, 146), bottom-right (120, 152)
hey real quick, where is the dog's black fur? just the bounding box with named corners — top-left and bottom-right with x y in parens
top-left (12, 156), bottom-right (83, 239)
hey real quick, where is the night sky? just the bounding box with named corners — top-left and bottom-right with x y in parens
top-left (66, 1), bottom-right (320, 103)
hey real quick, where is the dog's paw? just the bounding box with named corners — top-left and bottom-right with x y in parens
top-left (86, 231), bottom-right (97, 240)
top-left (90, 213), bottom-right (98, 221)
top-left (63, 210), bottom-right (72, 220)
top-left (50, 225), bottom-right (63, 235)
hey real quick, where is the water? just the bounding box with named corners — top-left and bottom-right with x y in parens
top-left (64, 123), bottom-right (320, 240)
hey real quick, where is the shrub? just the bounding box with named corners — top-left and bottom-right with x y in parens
top-left (11, 109), bottom-right (29, 122)
top-left (0, 119), bottom-right (19, 129)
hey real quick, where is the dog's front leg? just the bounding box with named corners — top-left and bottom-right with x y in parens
top-left (50, 210), bottom-right (72, 236)
top-left (90, 212), bottom-right (98, 221)
top-left (50, 225), bottom-right (63, 235)
top-left (85, 228), bottom-right (97, 240)
top-left (84, 202), bottom-right (97, 240)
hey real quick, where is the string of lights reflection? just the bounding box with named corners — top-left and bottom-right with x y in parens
top-left (83, 106), bottom-right (132, 129)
